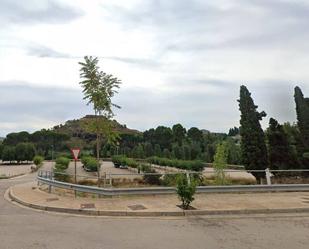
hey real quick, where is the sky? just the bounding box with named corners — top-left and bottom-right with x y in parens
top-left (1, 0), bottom-right (309, 136)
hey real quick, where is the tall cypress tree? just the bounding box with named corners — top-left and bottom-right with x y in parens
top-left (267, 118), bottom-right (299, 170)
top-left (238, 85), bottom-right (268, 179)
top-left (294, 86), bottom-right (309, 151)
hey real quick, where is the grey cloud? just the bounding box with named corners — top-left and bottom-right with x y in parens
top-left (103, 56), bottom-right (161, 68)
top-left (0, 81), bottom-right (92, 135)
top-left (26, 44), bottom-right (78, 59)
top-left (0, 0), bottom-right (83, 25)
top-left (0, 79), bottom-right (302, 136)
top-left (103, 0), bottom-right (309, 53)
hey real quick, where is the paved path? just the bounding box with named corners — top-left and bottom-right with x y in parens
top-left (1, 162), bottom-right (309, 248)
top-left (10, 182), bottom-right (309, 215)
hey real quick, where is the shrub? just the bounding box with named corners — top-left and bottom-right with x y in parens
top-left (147, 157), bottom-right (204, 171)
top-left (161, 174), bottom-right (181, 186)
top-left (82, 156), bottom-right (99, 171)
top-left (176, 174), bottom-right (197, 209)
top-left (33, 155), bottom-right (44, 170)
top-left (111, 155), bottom-right (138, 168)
top-left (55, 157), bottom-right (70, 169)
top-left (140, 164), bottom-right (161, 185)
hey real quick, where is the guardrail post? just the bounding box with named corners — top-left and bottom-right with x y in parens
top-left (186, 172), bottom-right (191, 184)
top-left (265, 168), bottom-right (271, 185)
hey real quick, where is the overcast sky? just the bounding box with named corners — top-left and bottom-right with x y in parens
top-left (1, 0), bottom-right (309, 136)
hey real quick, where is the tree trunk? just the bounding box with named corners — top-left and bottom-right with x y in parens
top-left (95, 112), bottom-right (101, 186)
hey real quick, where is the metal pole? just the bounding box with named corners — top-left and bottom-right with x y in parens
top-left (74, 159), bottom-right (77, 197)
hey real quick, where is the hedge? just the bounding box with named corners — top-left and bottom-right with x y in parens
top-left (81, 156), bottom-right (99, 171)
top-left (111, 155), bottom-right (138, 168)
top-left (147, 156), bottom-right (204, 171)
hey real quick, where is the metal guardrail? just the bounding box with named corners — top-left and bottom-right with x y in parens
top-left (37, 172), bottom-right (309, 196)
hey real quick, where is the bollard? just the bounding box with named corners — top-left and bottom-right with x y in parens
top-left (265, 168), bottom-right (272, 185)
top-left (186, 172), bottom-right (191, 184)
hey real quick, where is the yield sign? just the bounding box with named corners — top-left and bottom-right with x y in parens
top-left (71, 148), bottom-right (80, 160)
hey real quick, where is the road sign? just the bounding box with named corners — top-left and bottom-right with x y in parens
top-left (71, 148), bottom-right (80, 161)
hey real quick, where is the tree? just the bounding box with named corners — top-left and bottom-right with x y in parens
top-left (15, 143), bottom-right (28, 162)
top-left (144, 142), bottom-right (153, 157)
top-left (2, 146), bottom-right (16, 163)
top-left (153, 126), bottom-right (173, 149)
top-left (79, 56), bottom-right (121, 180)
top-left (294, 86), bottom-right (309, 161)
top-left (267, 118), bottom-right (299, 170)
top-left (226, 138), bottom-right (241, 165)
top-left (154, 144), bottom-right (162, 157)
top-left (228, 127), bottom-right (240, 136)
top-left (187, 127), bottom-right (203, 142)
top-left (238, 85), bottom-right (268, 180)
top-left (213, 142), bottom-right (228, 185)
top-left (172, 124), bottom-right (186, 146)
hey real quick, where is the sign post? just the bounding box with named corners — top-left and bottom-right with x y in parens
top-left (70, 148), bottom-right (81, 186)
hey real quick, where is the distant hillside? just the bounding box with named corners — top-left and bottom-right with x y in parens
top-left (53, 115), bottom-right (140, 141)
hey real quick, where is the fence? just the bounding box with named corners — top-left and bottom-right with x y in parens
top-left (37, 169), bottom-right (309, 196)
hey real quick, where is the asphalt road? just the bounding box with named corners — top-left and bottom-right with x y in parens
top-left (1, 169), bottom-right (309, 249)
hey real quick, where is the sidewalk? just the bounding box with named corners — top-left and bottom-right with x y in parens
top-left (8, 182), bottom-right (309, 216)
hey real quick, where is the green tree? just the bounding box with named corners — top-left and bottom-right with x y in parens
top-left (2, 146), bottom-right (16, 163)
top-left (213, 142), bottom-right (228, 185)
top-left (294, 86), bottom-right (309, 163)
top-left (228, 127), bottom-right (240, 136)
top-left (144, 142), bottom-right (153, 157)
top-left (15, 143), bottom-right (27, 162)
top-left (79, 56), bottom-right (121, 180)
top-left (172, 124), bottom-right (186, 146)
top-left (226, 138), bottom-right (241, 165)
top-left (187, 127), bottom-right (203, 143)
top-left (163, 148), bottom-right (171, 158)
top-left (154, 144), bottom-right (162, 157)
top-left (267, 118), bottom-right (299, 170)
top-left (238, 85), bottom-right (268, 180)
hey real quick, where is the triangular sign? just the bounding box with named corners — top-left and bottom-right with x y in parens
top-left (71, 148), bottom-right (80, 160)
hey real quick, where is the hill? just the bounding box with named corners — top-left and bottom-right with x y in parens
top-left (52, 115), bottom-right (140, 143)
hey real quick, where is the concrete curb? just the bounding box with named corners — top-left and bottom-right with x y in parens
top-left (8, 187), bottom-right (309, 217)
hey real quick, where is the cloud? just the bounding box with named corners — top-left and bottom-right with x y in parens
top-left (0, 0), bottom-right (83, 25)
top-left (0, 81), bottom-right (92, 135)
top-left (103, 56), bottom-right (161, 68)
top-left (26, 44), bottom-right (77, 58)
top-left (102, 0), bottom-right (309, 54)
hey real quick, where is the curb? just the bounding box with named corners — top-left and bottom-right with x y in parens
top-left (8, 187), bottom-right (309, 217)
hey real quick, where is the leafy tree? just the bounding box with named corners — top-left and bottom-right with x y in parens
top-left (228, 127), bottom-right (240, 136)
top-left (3, 131), bottom-right (30, 146)
top-left (238, 85), bottom-right (268, 180)
top-left (153, 126), bottom-right (173, 149)
top-left (144, 142), bottom-right (153, 157)
top-left (190, 142), bottom-right (201, 160)
top-left (226, 138), bottom-right (241, 165)
top-left (187, 127), bottom-right (203, 142)
top-left (2, 146), bottom-right (16, 163)
top-left (15, 143), bottom-right (28, 162)
top-left (213, 142), bottom-right (228, 185)
top-left (267, 118), bottom-right (299, 170)
top-left (172, 124), bottom-right (186, 146)
top-left (79, 56), bottom-right (121, 180)
top-left (183, 144), bottom-right (191, 160)
top-left (163, 148), bottom-right (171, 158)
top-left (154, 144), bottom-right (162, 157)
top-left (172, 144), bottom-right (184, 159)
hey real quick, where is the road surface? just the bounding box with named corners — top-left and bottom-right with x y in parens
top-left (1, 163), bottom-right (309, 249)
